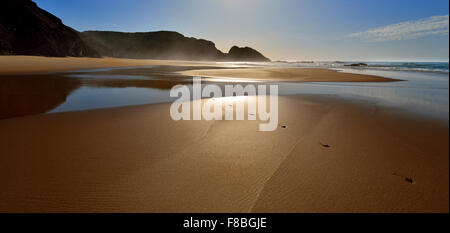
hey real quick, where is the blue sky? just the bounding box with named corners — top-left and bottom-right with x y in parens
top-left (34, 0), bottom-right (449, 61)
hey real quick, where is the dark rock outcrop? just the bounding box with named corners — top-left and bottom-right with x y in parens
top-left (0, 0), bottom-right (270, 61)
top-left (81, 31), bottom-right (271, 62)
top-left (81, 31), bottom-right (225, 60)
top-left (227, 46), bottom-right (270, 62)
top-left (344, 63), bottom-right (368, 67)
top-left (0, 0), bottom-right (99, 57)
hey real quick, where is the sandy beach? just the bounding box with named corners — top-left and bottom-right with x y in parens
top-left (0, 56), bottom-right (219, 75)
top-left (0, 56), bottom-right (396, 82)
top-left (0, 56), bottom-right (448, 213)
top-left (1, 1), bottom-right (449, 229)
top-left (0, 95), bottom-right (447, 213)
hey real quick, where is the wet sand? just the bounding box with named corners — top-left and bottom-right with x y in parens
top-left (179, 67), bottom-right (399, 82)
top-left (0, 96), bottom-right (447, 213)
top-left (0, 56), bottom-right (446, 212)
top-left (0, 56), bottom-right (396, 82)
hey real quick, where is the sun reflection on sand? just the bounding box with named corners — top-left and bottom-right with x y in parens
top-left (201, 77), bottom-right (261, 83)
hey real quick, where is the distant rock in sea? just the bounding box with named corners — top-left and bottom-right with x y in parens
top-left (0, 0), bottom-right (99, 57)
top-left (344, 63), bottom-right (368, 67)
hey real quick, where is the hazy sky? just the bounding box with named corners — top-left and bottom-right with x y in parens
top-left (34, 0), bottom-right (449, 61)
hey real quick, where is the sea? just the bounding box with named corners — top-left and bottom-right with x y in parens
top-left (234, 61), bottom-right (449, 74)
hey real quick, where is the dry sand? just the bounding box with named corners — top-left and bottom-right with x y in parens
top-left (0, 56), bottom-right (397, 82)
top-left (0, 96), bottom-right (447, 213)
top-left (0, 56), bottom-right (222, 75)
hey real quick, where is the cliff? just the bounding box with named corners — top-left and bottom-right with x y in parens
top-left (0, 0), bottom-right (99, 57)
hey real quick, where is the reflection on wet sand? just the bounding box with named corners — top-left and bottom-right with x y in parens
top-left (0, 66), bottom-right (219, 119)
top-left (66, 65), bottom-right (242, 90)
top-left (81, 77), bottom-right (189, 89)
top-left (1, 65), bottom-right (448, 120)
top-left (68, 65), bottom-right (234, 82)
top-left (0, 74), bottom-right (188, 119)
top-left (0, 75), bottom-right (81, 119)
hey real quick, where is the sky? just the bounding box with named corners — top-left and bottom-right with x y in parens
top-left (34, 0), bottom-right (449, 61)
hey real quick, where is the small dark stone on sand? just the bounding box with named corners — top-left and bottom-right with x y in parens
top-left (404, 177), bottom-right (415, 184)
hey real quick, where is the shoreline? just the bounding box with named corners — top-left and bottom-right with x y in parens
top-left (0, 56), bottom-right (398, 82)
top-left (0, 96), bottom-right (447, 213)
